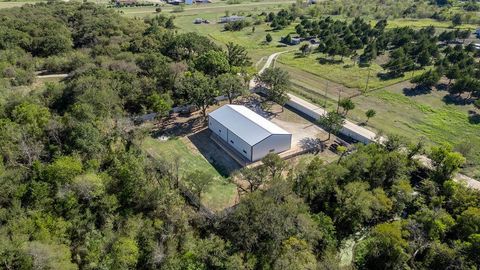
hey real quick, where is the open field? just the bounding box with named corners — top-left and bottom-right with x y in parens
top-left (118, 0), bottom-right (294, 18)
top-left (385, 18), bottom-right (479, 30)
top-left (277, 51), bottom-right (428, 91)
top-left (142, 136), bottom-right (237, 211)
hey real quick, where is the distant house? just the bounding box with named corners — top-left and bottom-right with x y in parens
top-left (115, 0), bottom-right (137, 6)
top-left (167, 0), bottom-right (184, 5)
top-left (290, 37), bottom-right (302, 45)
top-left (219, 15), bottom-right (245, 23)
top-left (168, 0), bottom-right (209, 4)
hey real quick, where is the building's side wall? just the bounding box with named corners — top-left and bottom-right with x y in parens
top-left (252, 134), bottom-right (292, 161)
top-left (226, 130), bottom-right (252, 161)
top-left (208, 116), bottom-right (228, 142)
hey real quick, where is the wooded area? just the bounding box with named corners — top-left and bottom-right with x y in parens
top-left (0, 2), bottom-right (479, 270)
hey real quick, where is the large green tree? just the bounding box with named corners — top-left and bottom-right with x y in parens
top-left (178, 71), bottom-right (218, 117)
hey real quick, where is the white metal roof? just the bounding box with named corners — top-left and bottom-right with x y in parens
top-left (209, 105), bottom-right (290, 146)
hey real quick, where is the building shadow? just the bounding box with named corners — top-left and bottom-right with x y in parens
top-left (187, 129), bottom-right (242, 177)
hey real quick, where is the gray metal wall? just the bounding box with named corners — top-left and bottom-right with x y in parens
top-left (208, 116), bottom-right (228, 141)
top-left (226, 130), bottom-right (252, 160)
top-left (208, 116), bottom-right (252, 161)
top-left (252, 134), bottom-right (292, 161)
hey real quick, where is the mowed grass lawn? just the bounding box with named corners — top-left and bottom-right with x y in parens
top-left (142, 137), bottom-right (237, 212)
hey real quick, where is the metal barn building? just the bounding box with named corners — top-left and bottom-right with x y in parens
top-left (208, 105), bottom-right (292, 162)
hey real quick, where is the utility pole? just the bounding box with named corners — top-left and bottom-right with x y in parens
top-left (411, 58), bottom-right (417, 79)
top-left (336, 89), bottom-right (342, 113)
top-left (324, 81), bottom-right (328, 108)
top-left (364, 68), bottom-right (371, 92)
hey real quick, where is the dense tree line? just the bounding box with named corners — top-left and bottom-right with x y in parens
top-left (0, 2), bottom-right (479, 270)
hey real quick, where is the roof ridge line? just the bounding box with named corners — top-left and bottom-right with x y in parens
top-left (226, 105), bottom-right (285, 135)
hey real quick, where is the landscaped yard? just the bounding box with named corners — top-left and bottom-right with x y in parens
top-left (142, 136), bottom-right (237, 212)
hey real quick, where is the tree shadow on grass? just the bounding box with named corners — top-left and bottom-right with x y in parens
top-left (402, 85), bottom-right (432, 96)
top-left (299, 137), bottom-right (324, 154)
top-left (151, 115), bottom-right (205, 138)
top-left (442, 94), bottom-right (474, 106)
top-left (293, 52), bottom-right (307, 59)
top-left (377, 72), bottom-right (404, 81)
top-left (316, 56), bottom-right (343, 65)
top-left (468, 111), bottom-right (480, 125)
top-left (436, 83), bottom-right (449, 92)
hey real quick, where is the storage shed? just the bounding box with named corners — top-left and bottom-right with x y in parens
top-left (208, 105), bottom-right (292, 162)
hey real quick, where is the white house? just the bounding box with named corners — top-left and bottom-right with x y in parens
top-left (208, 105), bottom-right (292, 162)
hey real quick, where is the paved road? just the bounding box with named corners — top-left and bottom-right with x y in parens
top-left (36, 74), bottom-right (68, 79)
top-left (255, 51), bottom-right (480, 190)
top-left (249, 50), bottom-right (294, 88)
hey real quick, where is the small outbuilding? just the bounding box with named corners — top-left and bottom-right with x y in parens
top-left (208, 105), bottom-right (292, 162)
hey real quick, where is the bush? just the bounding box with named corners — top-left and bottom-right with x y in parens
top-left (11, 68), bottom-right (34, 86)
top-left (43, 51), bottom-right (90, 73)
top-left (224, 20), bottom-right (250, 31)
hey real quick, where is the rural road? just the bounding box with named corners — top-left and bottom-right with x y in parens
top-left (36, 73), bottom-right (68, 79)
top-left (256, 50), bottom-right (480, 190)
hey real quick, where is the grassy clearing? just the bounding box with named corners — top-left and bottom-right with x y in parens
top-left (0, 1), bottom-right (36, 8)
top-left (142, 137), bottom-right (237, 212)
top-left (385, 18), bottom-right (478, 30)
top-left (278, 51), bottom-right (424, 90)
top-left (119, 0), bottom-right (293, 18)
